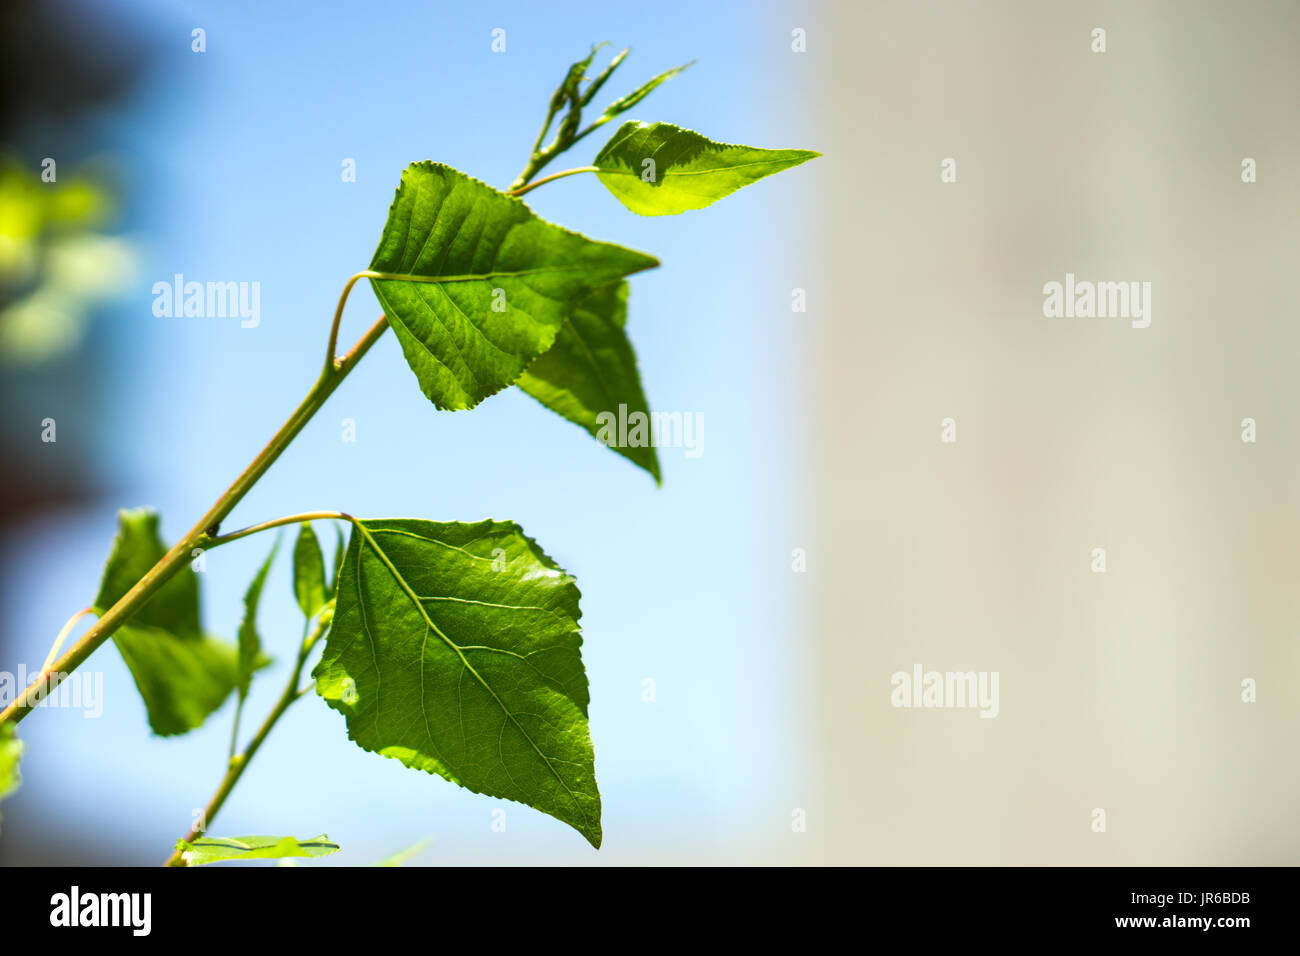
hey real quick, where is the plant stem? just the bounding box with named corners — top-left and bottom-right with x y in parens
top-left (510, 153), bottom-right (556, 193)
top-left (0, 309), bottom-right (389, 730)
top-left (507, 166), bottom-right (597, 198)
top-left (209, 511), bottom-right (354, 548)
top-left (324, 273), bottom-right (380, 373)
top-left (164, 614), bottom-right (330, 867)
top-left (40, 607), bottom-right (94, 676)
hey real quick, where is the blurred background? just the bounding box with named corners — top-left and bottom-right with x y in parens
top-left (815, 0), bottom-right (1300, 864)
top-left (2, 0), bottom-right (1297, 866)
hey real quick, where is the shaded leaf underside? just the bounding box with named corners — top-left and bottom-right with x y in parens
top-left (517, 281), bottom-right (660, 482)
top-left (368, 162), bottom-right (657, 411)
top-left (92, 510), bottom-right (242, 736)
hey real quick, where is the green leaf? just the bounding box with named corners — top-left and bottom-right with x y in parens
top-left (0, 724), bottom-right (22, 833)
top-left (565, 42), bottom-right (606, 97)
top-left (586, 61), bottom-right (693, 130)
top-left (175, 834), bottom-right (340, 866)
top-left (237, 536), bottom-right (279, 702)
top-left (592, 121), bottom-right (820, 216)
top-left (371, 838), bottom-right (431, 867)
top-left (327, 524), bottom-right (345, 602)
top-left (549, 44), bottom-right (602, 123)
top-left (367, 162), bottom-right (658, 411)
top-left (93, 509), bottom-right (243, 736)
top-left (110, 624), bottom-right (243, 737)
top-left (580, 46), bottom-right (628, 106)
top-left (313, 519), bottom-right (600, 847)
top-left (517, 281), bottom-right (660, 482)
top-left (292, 522), bottom-right (327, 619)
top-left (94, 508), bottom-right (199, 635)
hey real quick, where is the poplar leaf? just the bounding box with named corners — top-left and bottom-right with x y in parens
top-left (292, 522), bottom-right (327, 619)
top-left (517, 281), bottom-right (660, 482)
top-left (237, 537), bottom-right (279, 701)
top-left (92, 509), bottom-right (243, 736)
top-left (111, 624), bottom-right (242, 737)
top-left (580, 45), bottom-right (627, 106)
top-left (0, 725), bottom-right (22, 832)
top-left (176, 834), bottom-right (340, 865)
top-left (368, 162), bottom-right (658, 410)
top-left (589, 61), bottom-right (692, 127)
top-left (94, 508), bottom-right (199, 635)
top-left (593, 121), bottom-right (820, 216)
top-left (327, 524), bottom-right (345, 602)
top-left (313, 519), bottom-right (600, 847)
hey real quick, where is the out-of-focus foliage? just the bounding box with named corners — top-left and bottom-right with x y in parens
top-left (0, 155), bottom-right (135, 364)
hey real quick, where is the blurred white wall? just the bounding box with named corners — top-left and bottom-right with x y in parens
top-left (812, 0), bottom-right (1300, 864)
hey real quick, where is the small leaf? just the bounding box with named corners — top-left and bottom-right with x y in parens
top-left (580, 46), bottom-right (628, 106)
top-left (371, 838), bottom-right (431, 867)
top-left (593, 121), bottom-right (820, 216)
top-left (327, 524), bottom-right (345, 602)
top-left (549, 43), bottom-right (603, 119)
top-left (589, 61), bottom-right (693, 127)
top-left (368, 162), bottom-right (658, 411)
top-left (237, 536), bottom-right (279, 702)
top-left (517, 281), bottom-right (660, 482)
top-left (176, 834), bottom-right (340, 866)
top-left (93, 510), bottom-right (242, 736)
top-left (292, 522), bottom-right (327, 619)
top-left (313, 519), bottom-right (600, 847)
top-left (0, 724), bottom-right (22, 833)
top-left (567, 42), bottom-right (606, 92)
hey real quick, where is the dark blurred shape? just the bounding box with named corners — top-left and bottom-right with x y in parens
top-left (0, 2), bottom-right (154, 525)
top-left (0, 0), bottom-right (150, 138)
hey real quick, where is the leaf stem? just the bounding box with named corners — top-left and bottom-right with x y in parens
top-left (208, 512), bottom-right (354, 548)
top-left (164, 613), bottom-right (331, 867)
top-left (324, 272), bottom-right (380, 373)
top-left (227, 705), bottom-right (240, 764)
top-left (0, 306), bottom-right (389, 730)
top-left (40, 607), bottom-right (94, 676)
top-left (507, 166), bottom-right (597, 198)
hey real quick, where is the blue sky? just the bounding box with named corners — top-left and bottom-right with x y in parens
top-left (2, 0), bottom-right (824, 863)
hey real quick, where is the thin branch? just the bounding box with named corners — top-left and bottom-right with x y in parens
top-left (40, 608), bottom-right (94, 678)
top-left (324, 272), bottom-right (379, 373)
top-left (569, 117), bottom-right (612, 148)
top-left (164, 612), bottom-right (332, 867)
top-left (0, 307), bottom-right (390, 730)
top-left (507, 166), bottom-right (597, 198)
top-left (208, 511), bottom-right (354, 549)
